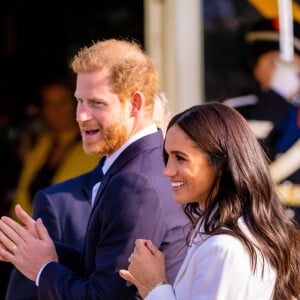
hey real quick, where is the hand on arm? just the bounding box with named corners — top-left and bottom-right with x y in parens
top-left (0, 205), bottom-right (58, 281)
top-left (119, 239), bottom-right (167, 299)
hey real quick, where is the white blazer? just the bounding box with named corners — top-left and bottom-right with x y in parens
top-left (145, 218), bottom-right (276, 300)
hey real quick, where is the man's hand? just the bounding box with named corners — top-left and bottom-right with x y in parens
top-left (15, 204), bottom-right (39, 237)
top-left (0, 206), bottom-right (58, 281)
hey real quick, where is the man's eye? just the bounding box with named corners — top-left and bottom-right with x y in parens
top-left (91, 100), bottom-right (103, 106)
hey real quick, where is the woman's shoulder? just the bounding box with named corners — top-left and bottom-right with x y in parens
top-left (191, 223), bottom-right (250, 262)
top-left (202, 232), bottom-right (245, 253)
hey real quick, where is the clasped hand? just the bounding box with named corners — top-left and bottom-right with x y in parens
top-left (0, 204), bottom-right (58, 281)
top-left (119, 239), bottom-right (167, 299)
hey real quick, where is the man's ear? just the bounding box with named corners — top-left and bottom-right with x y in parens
top-left (130, 91), bottom-right (143, 116)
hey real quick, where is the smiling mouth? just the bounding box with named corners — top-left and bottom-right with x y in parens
top-left (172, 182), bottom-right (184, 187)
top-left (87, 129), bottom-right (99, 134)
top-left (81, 129), bottom-right (100, 136)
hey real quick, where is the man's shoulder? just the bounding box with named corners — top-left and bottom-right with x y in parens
top-left (110, 131), bottom-right (164, 173)
top-left (37, 169), bottom-right (95, 196)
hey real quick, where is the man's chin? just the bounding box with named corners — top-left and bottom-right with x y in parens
top-left (83, 144), bottom-right (97, 155)
top-left (82, 144), bottom-right (106, 156)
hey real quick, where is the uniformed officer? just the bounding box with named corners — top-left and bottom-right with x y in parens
top-left (224, 17), bottom-right (300, 225)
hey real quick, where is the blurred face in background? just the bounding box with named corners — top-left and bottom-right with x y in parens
top-left (41, 84), bottom-right (77, 132)
top-left (253, 50), bottom-right (300, 90)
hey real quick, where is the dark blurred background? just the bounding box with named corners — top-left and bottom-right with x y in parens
top-left (0, 0), bottom-right (144, 123)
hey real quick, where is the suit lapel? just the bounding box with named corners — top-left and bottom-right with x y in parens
top-left (80, 130), bottom-right (163, 269)
top-left (89, 130), bottom-right (163, 215)
top-left (79, 158), bottom-right (105, 205)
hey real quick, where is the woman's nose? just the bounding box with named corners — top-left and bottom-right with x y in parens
top-left (163, 160), bottom-right (176, 177)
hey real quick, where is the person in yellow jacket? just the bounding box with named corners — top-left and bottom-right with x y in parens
top-left (11, 74), bottom-right (99, 218)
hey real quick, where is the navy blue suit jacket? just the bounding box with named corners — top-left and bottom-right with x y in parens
top-left (5, 161), bottom-right (102, 300)
top-left (38, 130), bottom-right (189, 299)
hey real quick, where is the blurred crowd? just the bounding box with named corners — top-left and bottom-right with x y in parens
top-left (0, 73), bottom-right (100, 297)
top-left (0, 73), bottom-right (99, 219)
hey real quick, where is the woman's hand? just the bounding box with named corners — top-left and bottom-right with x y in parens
top-left (119, 239), bottom-right (167, 299)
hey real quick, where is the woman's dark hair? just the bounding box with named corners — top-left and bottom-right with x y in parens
top-left (163, 102), bottom-right (300, 300)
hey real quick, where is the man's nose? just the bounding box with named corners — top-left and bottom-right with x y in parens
top-left (76, 103), bottom-right (92, 122)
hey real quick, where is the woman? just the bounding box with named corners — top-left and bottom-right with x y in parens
top-left (119, 102), bottom-right (300, 300)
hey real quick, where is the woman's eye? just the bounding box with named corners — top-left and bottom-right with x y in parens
top-left (176, 155), bottom-right (185, 161)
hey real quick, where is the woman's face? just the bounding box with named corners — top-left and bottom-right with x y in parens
top-left (163, 125), bottom-right (217, 208)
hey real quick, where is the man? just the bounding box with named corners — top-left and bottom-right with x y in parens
top-left (0, 39), bottom-right (188, 299)
top-left (6, 80), bottom-right (174, 300)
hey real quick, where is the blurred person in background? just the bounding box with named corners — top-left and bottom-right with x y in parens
top-left (153, 91), bottom-right (171, 137)
top-left (10, 74), bottom-right (99, 219)
top-left (224, 17), bottom-right (300, 225)
top-left (5, 160), bottom-right (102, 300)
top-left (1, 74), bottom-right (100, 299)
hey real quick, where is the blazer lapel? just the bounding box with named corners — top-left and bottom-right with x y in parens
top-left (90, 130), bottom-right (164, 213)
top-left (80, 158), bottom-right (105, 205)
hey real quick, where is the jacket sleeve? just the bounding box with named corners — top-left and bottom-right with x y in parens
top-left (32, 190), bottom-right (61, 241)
